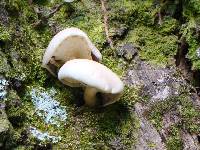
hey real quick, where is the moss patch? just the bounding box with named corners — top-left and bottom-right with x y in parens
top-left (179, 1), bottom-right (200, 70)
top-left (4, 84), bottom-right (140, 149)
top-left (126, 26), bottom-right (178, 65)
top-left (147, 93), bottom-right (200, 133)
top-left (166, 125), bottom-right (183, 150)
top-left (146, 91), bottom-right (200, 149)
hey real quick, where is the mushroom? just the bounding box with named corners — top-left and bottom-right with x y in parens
top-left (58, 59), bottom-right (124, 107)
top-left (42, 27), bottom-right (102, 76)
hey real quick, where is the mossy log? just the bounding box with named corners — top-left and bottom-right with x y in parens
top-left (0, 0), bottom-right (199, 149)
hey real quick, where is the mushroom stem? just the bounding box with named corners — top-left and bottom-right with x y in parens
top-left (84, 87), bottom-right (98, 106)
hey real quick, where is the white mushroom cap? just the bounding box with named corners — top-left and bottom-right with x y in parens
top-left (42, 27), bottom-right (102, 75)
top-left (58, 59), bottom-right (124, 107)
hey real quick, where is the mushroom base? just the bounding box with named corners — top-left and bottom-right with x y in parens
top-left (100, 93), bottom-right (122, 106)
top-left (84, 87), bottom-right (122, 107)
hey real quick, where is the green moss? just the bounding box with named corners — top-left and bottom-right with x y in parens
top-left (4, 26), bottom-right (50, 83)
top-left (4, 81), bottom-right (141, 149)
top-left (147, 93), bottom-right (199, 149)
top-left (109, 0), bottom-right (154, 28)
top-left (178, 95), bottom-right (200, 133)
top-left (147, 98), bottom-right (177, 130)
top-left (1, 17), bottom-right (52, 83)
top-left (158, 16), bottom-right (179, 34)
top-left (180, 1), bottom-right (200, 70)
top-left (0, 26), bottom-right (11, 41)
top-left (166, 126), bottom-right (183, 150)
top-left (0, 50), bottom-right (10, 74)
top-left (120, 85), bottom-right (141, 107)
top-left (62, 104), bottom-right (138, 149)
top-left (51, 0), bottom-right (105, 48)
top-left (180, 18), bottom-right (200, 70)
top-left (147, 92), bottom-right (200, 133)
top-left (126, 26), bottom-right (178, 65)
top-left (102, 56), bottom-right (126, 77)
top-left (2, 0), bottom-right (200, 149)
top-left (183, 0), bottom-right (200, 17)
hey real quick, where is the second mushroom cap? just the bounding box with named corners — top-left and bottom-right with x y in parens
top-left (58, 59), bottom-right (124, 106)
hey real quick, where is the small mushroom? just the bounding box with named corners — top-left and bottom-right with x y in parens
top-left (58, 59), bottom-right (124, 107)
top-left (42, 27), bottom-right (102, 75)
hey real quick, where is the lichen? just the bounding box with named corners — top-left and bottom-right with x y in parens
top-left (0, 77), bottom-right (9, 100)
top-left (152, 86), bottom-right (170, 100)
top-left (29, 127), bottom-right (61, 143)
top-left (29, 87), bottom-right (67, 127)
